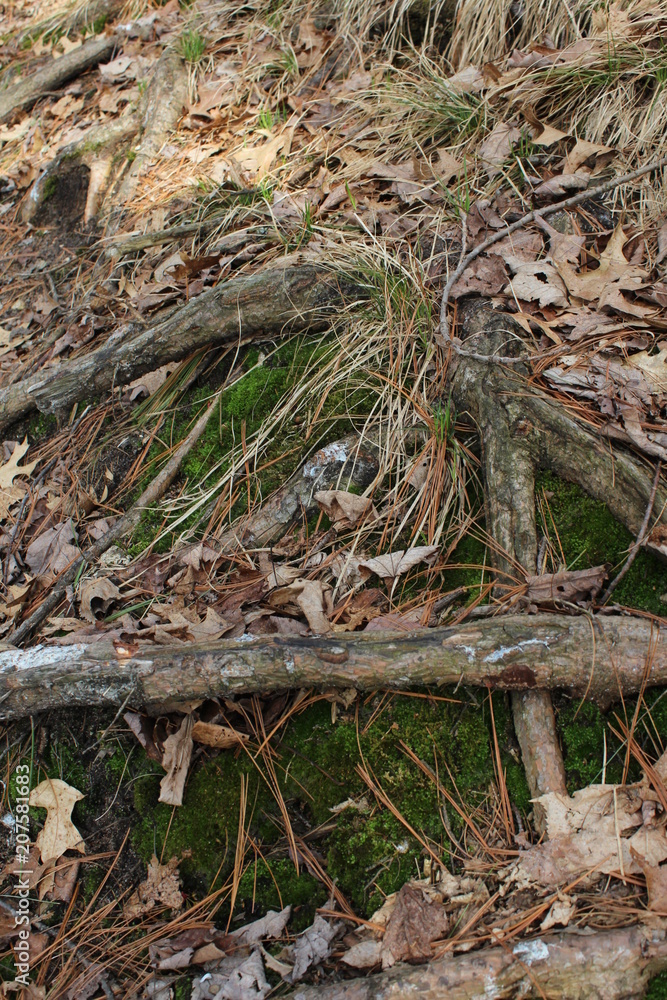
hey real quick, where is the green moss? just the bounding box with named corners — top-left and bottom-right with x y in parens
top-left (536, 471), bottom-right (667, 614)
top-left (236, 859), bottom-right (326, 930)
top-left (647, 971), bottom-right (667, 999)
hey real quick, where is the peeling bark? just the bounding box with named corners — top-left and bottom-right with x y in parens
top-left (0, 613), bottom-right (665, 720)
top-left (0, 35), bottom-right (117, 123)
top-left (286, 924), bottom-right (667, 1000)
top-left (0, 264), bottom-right (362, 434)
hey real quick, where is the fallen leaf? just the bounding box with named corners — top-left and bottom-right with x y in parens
top-left (269, 579), bottom-right (333, 634)
top-left (78, 577), bottom-right (121, 622)
top-left (287, 914), bottom-right (342, 982)
top-left (359, 545), bottom-right (439, 581)
top-left (192, 721), bottom-right (247, 749)
top-left (478, 122), bottom-right (521, 177)
top-left (534, 172), bottom-right (589, 199)
top-left (533, 123), bottom-right (569, 146)
top-left (29, 779), bottom-right (85, 863)
top-left (192, 950), bottom-right (270, 999)
top-left (314, 490), bottom-right (377, 530)
top-left (124, 855), bottom-right (183, 919)
top-left (626, 346), bottom-right (667, 393)
top-left (504, 258), bottom-right (569, 308)
top-left (232, 905), bottom-right (291, 946)
top-left (229, 130), bottom-right (292, 182)
top-left (159, 714), bottom-right (194, 807)
top-left (535, 216), bottom-right (585, 265)
top-left (25, 520), bottom-right (79, 583)
top-left (0, 438), bottom-right (37, 488)
top-left (563, 138), bottom-right (614, 175)
top-left (381, 883), bottom-right (449, 967)
top-left (450, 253), bottom-right (508, 298)
top-left (342, 939), bottom-right (382, 969)
top-left (525, 565), bottom-right (607, 603)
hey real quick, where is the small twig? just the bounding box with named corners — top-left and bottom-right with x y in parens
top-left (601, 460), bottom-right (662, 605)
top-left (10, 398), bottom-right (221, 646)
top-left (439, 156), bottom-right (667, 360)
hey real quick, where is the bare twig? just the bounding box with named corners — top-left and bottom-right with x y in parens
top-left (439, 156), bottom-right (667, 359)
top-left (601, 461), bottom-right (662, 605)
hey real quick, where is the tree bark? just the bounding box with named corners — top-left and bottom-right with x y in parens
top-left (287, 924), bottom-right (667, 1000)
top-left (0, 613), bottom-right (664, 719)
top-left (0, 35), bottom-right (118, 123)
top-left (451, 298), bottom-right (667, 560)
top-left (452, 299), bottom-right (569, 824)
top-left (0, 264), bottom-right (362, 434)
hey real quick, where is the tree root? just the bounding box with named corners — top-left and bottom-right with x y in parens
top-left (0, 34), bottom-right (118, 123)
top-left (0, 613), bottom-right (665, 719)
top-left (286, 924), bottom-right (667, 1000)
top-left (451, 299), bottom-right (667, 560)
top-left (0, 263), bottom-right (362, 434)
top-left (111, 46), bottom-right (188, 210)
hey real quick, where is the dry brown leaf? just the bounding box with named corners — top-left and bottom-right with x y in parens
top-left (29, 779), bottom-right (85, 863)
top-left (535, 216), bottom-right (585, 265)
top-left (540, 896), bottom-right (576, 930)
top-left (25, 520), bottom-right (79, 583)
top-left (0, 438), bottom-right (37, 488)
top-left (192, 721), bottom-right (247, 749)
top-left (381, 883), bottom-right (449, 968)
top-left (556, 225), bottom-right (648, 311)
top-left (192, 950), bottom-right (270, 999)
top-left (229, 130), bottom-right (292, 182)
top-left (525, 566), bottom-right (607, 603)
top-left (563, 138), bottom-right (614, 174)
top-left (269, 579), bottom-right (333, 633)
top-left (287, 914), bottom-right (342, 982)
top-left (232, 905), bottom-right (291, 946)
top-left (534, 173), bottom-right (589, 199)
top-left (359, 545), bottom-right (439, 581)
top-left (504, 258), bottom-right (569, 308)
top-left (159, 714), bottom-right (194, 807)
top-left (625, 346), bottom-right (667, 393)
top-left (78, 577), bottom-right (121, 622)
top-left (124, 855), bottom-right (183, 919)
top-left (478, 122), bottom-right (521, 177)
top-left (314, 490), bottom-right (377, 530)
top-left (533, 123), bottom-right (569, 146)
top-left (450, 253), bottom-right (508, 298)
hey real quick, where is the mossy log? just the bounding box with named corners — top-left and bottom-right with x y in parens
top-left (287, 925), bottom-right (667, 1000)
top-left (0, 35), bottom-right (118, 123)
top-left (0, 613), bottom-right (665, 719)
top-left (0, 263), bottom-right (361, 433)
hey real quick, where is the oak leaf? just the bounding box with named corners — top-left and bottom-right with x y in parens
top-left (29, 779), bottom-right (85, 863)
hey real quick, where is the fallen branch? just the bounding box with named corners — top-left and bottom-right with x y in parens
top-left (0, 613), bottom-right (665, 719)
top-left (10, 398), bottom-right (220, 645)
top-left (0, 34), bottom-right (118, 123)
top-left (0, 263), bottom-right (361, 434)
top-left (287, 924), bottom-right (667, 1000)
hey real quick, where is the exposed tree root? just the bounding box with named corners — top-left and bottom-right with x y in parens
top-left (287, 924), bottom-right (667, 1000)
top-left (451, 299), bottom-right (667, 560)
top-left (0, 613), bottom-right (664, 719)
top-left (0, 264), bottom-right (361, 434)
top-left (21, 114), bottom-right (139, 226)
top-left (0, 34), bottom-right (118, 123)
top-left (452, 300), bottom-right (568, 824)
top-left (112, 46), bottom-right (188, 210)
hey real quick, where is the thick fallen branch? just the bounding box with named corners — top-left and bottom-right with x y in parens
top-left (0, 35), bottom-right (117, 123)
top-left (0, 613), bottom-right (664, 719)
top-left (287, 925), bottom-right (667, 1000)
top-left (0, 263), bottom-right (361, 433)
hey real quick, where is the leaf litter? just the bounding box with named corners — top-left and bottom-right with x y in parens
top-left (4, 0), bottom-right (667, 993)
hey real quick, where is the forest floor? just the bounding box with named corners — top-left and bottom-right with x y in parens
top-left (4, 0), bottom-right (667, 997)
